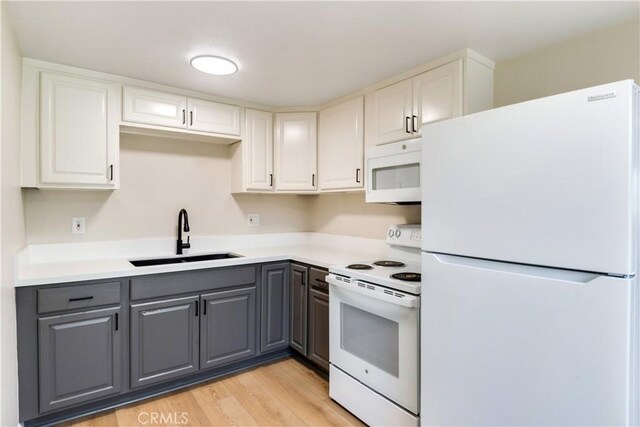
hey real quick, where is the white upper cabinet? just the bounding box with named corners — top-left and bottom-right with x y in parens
top-left (373, 79), bottom-right (414, 145)
top-left (123, 86), bottom-right (187, 128)
top-left (188, 98), bottom-right (241, 136)
top-left (318, 97), bottom-right (364, 191)
top-left (39, 72), bottom-right (119, 188)
top-left (231, 109), bottom-right (273, 192)
top-left (123, 86), bottom-right (241, 137)
top-left (413, 59), bottom-right (462, 130)
top-left (274, 112), bottom-right (317, 192)
top-left (370, 57), bottom-right (491, 146)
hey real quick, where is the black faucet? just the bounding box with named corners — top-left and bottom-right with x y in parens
top-left (176, 209), bottom-right (191, 255)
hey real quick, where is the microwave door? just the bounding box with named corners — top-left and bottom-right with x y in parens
top-left (366, 151), bottom-right (421, 204)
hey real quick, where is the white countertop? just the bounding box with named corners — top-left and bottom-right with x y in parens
top-left (16, 233), bottom-right (388, 287)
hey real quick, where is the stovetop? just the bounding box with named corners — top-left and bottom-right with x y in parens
top-left (330, 259), bottom-right (422, 295)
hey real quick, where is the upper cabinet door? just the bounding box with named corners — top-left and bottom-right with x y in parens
top-left (244, 109), bottom-right (273, 191)
top-left (413, 59), bottom-right (463, 132)
top-left (318, 97), bottom-right (364, 190)
top-left (187, 98), bottom-right (241, 136)
top-left (40, 72), bottom-right (119, 187)
top-left (123, 86), bottom-right (187, 128)
top-left (373, 78), bottom-right (413, 145)
top-left (274, 112), bottom-right (317, 191)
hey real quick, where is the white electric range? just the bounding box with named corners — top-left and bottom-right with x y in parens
top-left (327, 224), bottom-right (421, 427)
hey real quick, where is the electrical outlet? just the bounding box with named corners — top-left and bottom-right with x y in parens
top-left (247, 214), bottom-right (260, 227)
top-left (72, 217), bottom-right (86, 235)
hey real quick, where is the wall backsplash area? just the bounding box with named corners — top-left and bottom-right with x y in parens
top-left (24, 133), bottom-right (417, 244)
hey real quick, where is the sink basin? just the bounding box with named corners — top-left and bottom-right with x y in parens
top-left (129, 252), bottom-right (241, 267)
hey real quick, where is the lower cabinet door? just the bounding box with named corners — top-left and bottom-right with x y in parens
top-left (201, 287), bottom-right (257, 369)
top-left (38, 307), bottom-right (121, 413)
top-left (260, 263), bottom-right (290, 353)
top-left (308, 288), bottom-right (330, 371)
top-left (290, 264), bottom-right (308, 355)
top-left (130, 296), bottom-right (199, 388)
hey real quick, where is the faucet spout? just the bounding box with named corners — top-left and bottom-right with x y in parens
top-left (177, 209), bottom-right (191, 255)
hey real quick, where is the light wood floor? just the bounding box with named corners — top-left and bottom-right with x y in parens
top-left (62, 358), bottom-right (365, 427)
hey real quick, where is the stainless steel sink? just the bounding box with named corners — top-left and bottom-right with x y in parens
top-left (129, 252), bottom-right (242, 267)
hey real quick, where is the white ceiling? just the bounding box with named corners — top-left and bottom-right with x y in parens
top-left (6, 1), bottom-right (637, 107)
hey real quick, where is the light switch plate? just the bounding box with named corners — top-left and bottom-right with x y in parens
top-left (72, 217), bottom-right (85, 234)
top-left (247, 214), bottom-right (260, 227)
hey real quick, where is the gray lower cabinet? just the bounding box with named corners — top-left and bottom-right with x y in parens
top-left (38, 307), bottom-right (121, 413)
top-left (200, 287), bottom-right (257, 369)
top-left (307, 288), bottom-right (330, 371)
top-left (130, 295), bottom-right (199, 388)
top-left (289, 263), bottom-right (329, 371)
top-left (290, 263), bottom-right (308, 355)
top-left (260, 263), bottom-right (290, 353)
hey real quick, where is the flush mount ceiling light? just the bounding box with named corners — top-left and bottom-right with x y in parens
top-left (190, 55), bottom-right (238, 75)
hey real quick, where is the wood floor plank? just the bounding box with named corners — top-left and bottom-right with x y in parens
top-left (254, 363), bottom-right (357, 427)
top-left (215, 395), bottom-right (260, 426)
top-left (222, 371), bottom-right (306, 426)
top-left (115, 399), bottom-right (162, 426)
top-left (64, 358), bottom-right (363, 427)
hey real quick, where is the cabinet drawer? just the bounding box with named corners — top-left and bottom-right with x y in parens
top-left (38, 282), bottom-right (121, 314)
top-left (309, 267), bottom-right (328, 292)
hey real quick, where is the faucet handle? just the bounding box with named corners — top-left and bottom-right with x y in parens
top-left (185, 235), bottom-right (191, 249)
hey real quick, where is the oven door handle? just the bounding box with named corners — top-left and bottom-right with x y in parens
top-left (327, 275), bottom-right (419, 308)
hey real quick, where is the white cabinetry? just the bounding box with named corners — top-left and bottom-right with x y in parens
top-left (413, 59), bottom-right (462, 129)
top-left (231, 109), bottom-right (273, 192)
top-left (123, 87), bottom-right (187, 128)
top-left (318, 97), bottom-right (364, 191)
top-left (373, 79), bottom-right (414, 145)
top-left (123, 86), bottom-right (241, 137)
top-left (22, 69), bottom-right (120, 189)
top-left (274, 113), bottom-right (317, 192)
top-left (188, 98), bottom-right (240, 135)
top-left (370, 57), bottom-right (492, 146)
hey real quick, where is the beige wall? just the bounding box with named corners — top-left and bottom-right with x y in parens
top-left (25, 134), bottom-right (312, 244)
top-left (309, 193), bottom-right (420, 239)
top-left (1, 4), bottom-right (25, 426)
top-left (495, 18), bottom-right (640, 107)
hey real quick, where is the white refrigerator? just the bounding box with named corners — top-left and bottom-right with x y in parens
top-left (420, 80), bottom-right (639, 426)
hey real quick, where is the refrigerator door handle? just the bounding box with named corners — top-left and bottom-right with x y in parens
top-left (430, 253), bottom-right (609, 284)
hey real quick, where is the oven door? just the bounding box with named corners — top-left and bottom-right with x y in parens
top-left (328, 274), bottom-right (420, 414)
top-left (366, 139), bottom-right (421, 204)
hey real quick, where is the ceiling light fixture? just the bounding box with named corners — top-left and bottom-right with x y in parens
top-left (190, 55), bottom-right (238, 75)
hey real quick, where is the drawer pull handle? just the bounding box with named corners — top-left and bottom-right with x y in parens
top-left (315, 279), bottom-right (328, 285)
top-left (69, 296), bottom-right (94, 302)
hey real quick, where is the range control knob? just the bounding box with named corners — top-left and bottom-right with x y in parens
top-left (395, 229), bottom-right (401, 238)
top-left (388, 229), bottom-right (394, 238)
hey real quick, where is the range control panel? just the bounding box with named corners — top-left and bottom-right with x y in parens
top-left (386, 224), bottom-right (422, 249)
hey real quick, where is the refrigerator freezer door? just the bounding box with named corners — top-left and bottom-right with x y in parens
top-left (420, 253), bottom-right (637, 426)
top-left (422, 80), bottom-right (637, 275)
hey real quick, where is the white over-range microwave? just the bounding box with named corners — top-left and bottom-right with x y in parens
top-left (366, 138), bottom-right (422, 204)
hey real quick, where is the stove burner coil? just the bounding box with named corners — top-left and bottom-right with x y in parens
top-left (373, 260), bottom-right (406, 268)
top-left (390, 272), bottom-right (421, 282)
top-left (346, 263), bottom-right (373, 270)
